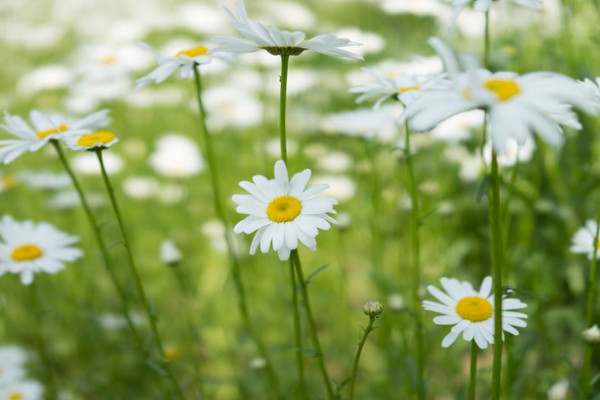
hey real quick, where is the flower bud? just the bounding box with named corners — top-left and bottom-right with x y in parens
top-left (362, 301), bottom-right (383, 318)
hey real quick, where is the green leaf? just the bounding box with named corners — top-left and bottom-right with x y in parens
top-left (305, 264), bottom-right (329, 285)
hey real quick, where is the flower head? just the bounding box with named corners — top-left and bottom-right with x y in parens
top-left (570, 220), bottom-right (600, 260)
top-left (0, 380), bottom-right (43, 400)
top-left (160, 240), bottom-right (182, 266)
top-left (582, 324), bottom-right (600, 344)
top-left (65, 131), bottom-right (119, 151)
top-left (443, 0), bottom-right (542, 24)
top-left (363, 300), bottom-right (383, 318)
top-left (0, 109), bottom-right (111, 164)
top-left (423, 276), bottom-right (528, 349)
top-left (0, 346), bottom-right (27, 385)
top-left (403, 38), bottom-right (599, 153)
top-left (0, 216), bottom-right (83, 285)
top-left (211, 0), bottom-right (362, 60)
top-left (136, 42), bottom-right (213, 88)
top-left (233, 160), bottom-right (337, 261)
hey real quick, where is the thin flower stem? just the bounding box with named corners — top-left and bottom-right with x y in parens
top-left (489, 148), bottom-right (504, 400)
top-left (95, 150), bottom-right (186, 400)
top-left (32, 281), bottom-right (57, 400)
top-left (348, 316), bottom-right (377, 400)
top-left (580, 202), bottom-right (600, 399)
top-left (468, 341), bottom-right (478, 400)
top-left (51, 141), bottom-right (144, 350)
top-left (192, 66), bottom-right (283, 399)
top-left (290, 260), bottom-right (308, 400)
top-left (279, 54), bottom-right (290, 164)
top-left (291, 250), bottom-right (335, 400)
top-left (404, 123), bottom-right (425, 400)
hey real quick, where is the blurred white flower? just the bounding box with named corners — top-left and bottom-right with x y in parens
top-left (203, 85), bottom-right (262, 130)
top-left (321, 106), bottom-right (398, 143)
top-left (72, 152), bottom-right (123, 175)
top-left (0, 173), bottom-right (17, 193)
top-left (334, 28), bottom-right (384, 56)
top-left (122, 177), bottom-right (159, 200)
top-left (47, 190), bottom-right (104, 210)
top-left (317, 152), bottom-right (352, 173)
top-left (126, 87), bottom-right (185, 109)
top-left (160, 240), bottom-right (182, 265)
top-left (17, 65), bottom-right (72, 95)
top-left (18, 171), bottom-right (70, 190)
top-left (264, 138), bottom-right (298, 158)
top-left (0, 380), bottom-right (43, 400)
top-left (571, 220), bottom-right (600, 260)
top-left (157, 183), bottom-right (185, 204)
top-left (0, 345), bottom-right (27, 385)
top-left (311, 175), bottom-right (356, 202)
top-left (430, 110), bottom-right (484, 143)
top-left (483, 136), bottom-right (535, 167)
top-left (150, 134), bottom-right (203, 178)
top-left (547, 379), bottom-right (570, 400)
top-left (388, 293), bottom-right (406, 311)
top-left (378, 0), bottom-right (450, 19)
top-left (443, 0), bottom-right (541, 25)
top-left (173, 2), bottom-right (227, 34)
top-left (260, 1), bottom-right (316, 29)
top-left (582, 324), bottom-right (600, 343)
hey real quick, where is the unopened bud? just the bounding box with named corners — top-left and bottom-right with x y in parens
top-left (362, 301), bottom-right (383, 318)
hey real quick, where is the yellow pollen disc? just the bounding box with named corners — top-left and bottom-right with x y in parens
top-left (484, 79), bottom-right (521, 101)
top-left (163, 346), bottom-right (180, 360)
top-left (455, 296), bottom-right (493, 322)
top-left (266, 195), bottom-right (302, 223)
top-left (77, 131), bottom-right (116, 147)
top-left (36, 124), bottom-right (68, 139)
top-left (9, 393), bottom-right (24, 400)
top-left (101, 55), bottom-right (117, 65)
top-left (399, 85), bottom-right (421, 93)
top-left (176, 46), bottom-right (209, 58)
top-left (2, 176), bottom-right (16, 189)
top-left (11, 244), bottom-right (44, 262)
top-left (596, 239), bottom-right (600, 250)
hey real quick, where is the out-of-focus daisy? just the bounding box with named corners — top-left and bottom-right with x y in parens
top-left (136, 42), bottom-right (213, 88)
top-left (443, 0), bottom-right (542, 24)
top-left (582, 324), bottom-right (600, 343)
top-left (483, 136), bottom-right (535, 167)
top-left (321, 106), bottom-right (398, 143)
top-left (404, 38), bottom-right (599, 153)
top-left (202, 84), bottom-right (262, 129)
top-left (65, 131), bottom-right (119, 151)
top-left (17, 65), bottom-right (72, 95)
top-left (547, 380), bottom-right (570, 400)
top-left (160, 240), bottom-right (182, 266)
top-left (0, 380), bottom-right (43, 400)
top-left (150, 134), bottom-right (204, 178)
top-left (47, 190), bottom-right (104, 210)
top-left (122, 176), bottom-right (159, 200)
top-left (570, 220), bottom-right (600, 260)
top-left (317, 151), bottom-right (352, 173)
top-left (17, 172), bottom-right (70, 190)
top-left (0, 173), bottom-right (17, 193)
top-left (311, 175), bottom-right (356, 202)
top-left (423, 276), bottom-right (528, 349)
top-left (0, 109), bottom-right (110, 164)
top-left (212, 0), bottom-right (362, 60)
top-left (0, 345), bottom-right (27, 385)
top-left (0, 216), bottom-right (82, 285)
top-left (72, 152), bottom-right (124, 176)
top-left (334, 28), bottom-right (384, 56)
top-left (232, 160), bottom-right (338, 261)
top-left (430, 109), bottom-right (484, 143)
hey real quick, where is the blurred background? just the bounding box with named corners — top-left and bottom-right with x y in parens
top-left (0, 0), bottom-right (599, 399)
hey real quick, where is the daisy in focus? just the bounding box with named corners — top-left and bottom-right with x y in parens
top-left (443, 0), bottom-right (542, 24)
top-left (232, 160), bottom-right (338, 261)
top-left (211, 0), bottom-right (362, 60)
top-left (0, 109), bottom-right (111, 164)
top-left (136, 42), bottom-right (213, 88)
top-left (423, 276), bottom-right (528, 349)
top-left (403, 38), bottom-right (599, 153)
top-left (570, 220), bottom-right (600, 260)
top-left (0, 216), bottom-right (83, 285)
top-left (65, 131), bottom-right (119, 151)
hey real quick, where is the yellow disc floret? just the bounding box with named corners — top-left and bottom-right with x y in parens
top-left (484, 79), bottom-right (521, 101)
top-left (455, 296), bottom-right (493, 322)
top-left (11, 244), bottom-right (43, 262)
top-left (36, 124), bottom-right (68, 139)
top-left (77, 131), bottom-right (116, 148)
top-left (9, 393), bottom-right (24, 400)
top-left (176, 46), bottom-right (209, 58)
top-left (2, 176), bottom-right (16, 189)
top-left (266, 195), bottom-right (302, 223)
top-left (399, 85), bottom-right (421, 93)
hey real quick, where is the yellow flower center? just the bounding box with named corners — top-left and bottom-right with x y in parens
top-left (9, 393), bottom-right (24, 400)
top-left (399, 85), bottom-right (421, 93)
top-left (176, 46), bottom-right (209, 58)
top-left (163, 345), bottom-right (180, 360)
top-left (36, 124), bottom-right (68, 139)
top-left (2, 176), bottom-right (16, 189)
top-left (266, 195), bottom-right (302, 223)
top-left (596, 239), bottom-right (600, 250)
top-left (101, 55), bottom-right (117, 65)
top-left (455, 296), bottom-right (493, 322)
top-left (77, 131), bottom-right (116, 148)
top-left (11, 244), bottom-right (44, 262)
top-left (484, 79), bottom-right (521, 101)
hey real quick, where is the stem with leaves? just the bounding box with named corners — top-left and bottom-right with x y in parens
top-left (348, 310), bottom-right (379, 400)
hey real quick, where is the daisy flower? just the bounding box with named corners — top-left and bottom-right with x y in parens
top-left (444, 0), bottom-right (542, 24)
top-left (0, 216), bottom-right (83, 285)
top-left (570, 220), bottom-right (600, 260)
top-left (0, 109), bottom-right (111, 164)
top-left (0, 345), bottom-right (27, 385)
top-left (403, 38), bottom-right (599, 153)
top-left (232, 160), bottom-right (338, 261)
top-left (0, 380), bottom-right (43, 400)
top-left (136, 42), bottom-right (213, 88)
top-left (65, 131), bottom-right (119, 151)
top-left (211, 0), bottom-right (362, 60)
top-left (423, 276), bottom-right (528, 349)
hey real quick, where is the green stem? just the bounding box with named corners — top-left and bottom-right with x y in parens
top-left (51, 141), bottom-right (144, 350)
top-left (404, 124), bottom-right (425, 400)
top-left (291, 250), bottom-right (335, 400)
top-left (192, 66), bottom-right (283, 399)
top-left (489, 149), bottom-right (504, 400)
top-left (32, 282), bottom-right (57, 400)
top-left (95, 150), bottom-right (186, 400)
top-left (348, 316), bottom-right (376, 400)
top-left (580, 203), bottom-right (600, 399)
top-left (279, 55), bottom-right (290, 163)
top-left (290, 260), bottom-right (308, 400)
top-left (468, 341), bottom-right (478, 400)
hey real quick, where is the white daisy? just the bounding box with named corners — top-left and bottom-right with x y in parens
top-left (65, 131), bottom-right (119, 151)
top-left (211, 0), bottom-right (363, 60)
top-left (403, 38), bottom-right (599, 153)
top-left (321, 106), bottom-right (398, 143)
top-left (0, 109), bottom-right (111, 164)
top-left (570, 220), bottom-right (600, 260)
top-left (232, 160), bottom-right (338, 261)
top-left (0, 380), bottom-right (43, 400)
top-left (0, 173), bottom-right (17, 193)
top-left (0, 345), bottom-right (27, 385)
top-left (0, 216), bottom-right (83, 285)
top-left (17, 171), bottom-right (70, 190)
top-left (149, 134), bottom-right (204, 178)
top-left (443, 0), bottom-right (542, 24)
top-left (423, 276), bottom-right (528, 349)
top-left (160, 240), bottom-right (182, 265)
top-left (136, 42), bottom-right (213, 88)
